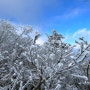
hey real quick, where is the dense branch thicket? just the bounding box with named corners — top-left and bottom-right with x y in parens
top-left (0, 20), bottom-right (90, 90)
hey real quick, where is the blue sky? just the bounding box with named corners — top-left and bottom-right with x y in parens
top-left (0, 0), bottom-right (90, 44)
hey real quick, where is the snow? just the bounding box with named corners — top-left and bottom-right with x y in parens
top-left (45, 67), bottom-right (53, 77)
top-left (34, 59), bottom-right (39, 67)
top-left (21, 52), bottom-right (27, 57)
top-left (57, 63), bottom-right (63, 68)
top-left (19, 61), bottom-right (23, 65)
top-left (54, 84), bottom-right (61, 90)
top-left (28, 76), bottom-right (32, 81)
top-left (68, 63), bottom-right (74, 67)
top-left (57, 50), bottom-right (61, 53)
top-left (0, 52), bottom-right (4, 60)
top-left (71, 74), bottom-right (88, 81)
top-left (49, 53), bottom-right (55, 60)
top-left (70, 56), bottom-right (75, 59)
top-left (23, 26), bottom-right (32, 34)
top-left (54, 63), bottom-right (63, 71)
top-left (30, 45), bottom-right (36, 49)
top-left (0, 20), bottom-right (90, 90)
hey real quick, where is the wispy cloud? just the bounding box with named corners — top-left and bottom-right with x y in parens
top-left (52, 8), bottom-right (86, 21)
top-left (72, 28), bottom-right (90, 39)
top-left (62, 8), bottom-right (82, 19)
top-left (64, 28), bottom-right (90, 45)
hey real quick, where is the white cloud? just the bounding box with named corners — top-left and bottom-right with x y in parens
top-left (62, 8), bottom-right (81, 19)
top-left (64, 28), bottom-right (90, 45)
top-left (72, 28), bottom-right (90, 40)
top-left (53, 8), bottom-right (86, 21)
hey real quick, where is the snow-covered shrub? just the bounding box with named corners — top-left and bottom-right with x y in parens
top-left (0, 20), bottom-right (90, 90)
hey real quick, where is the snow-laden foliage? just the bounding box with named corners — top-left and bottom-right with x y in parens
top-left (0, 20), bottom-right (90, 90)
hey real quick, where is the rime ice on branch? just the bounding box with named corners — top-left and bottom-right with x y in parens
top-left (0, 20), bottom-right (90, 90)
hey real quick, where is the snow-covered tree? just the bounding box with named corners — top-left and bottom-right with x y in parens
top-left (0, 20), bottom-right (90, 90)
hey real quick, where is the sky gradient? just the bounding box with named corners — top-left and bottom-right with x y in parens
top-left (0, 0), bottom-right (90, 44)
